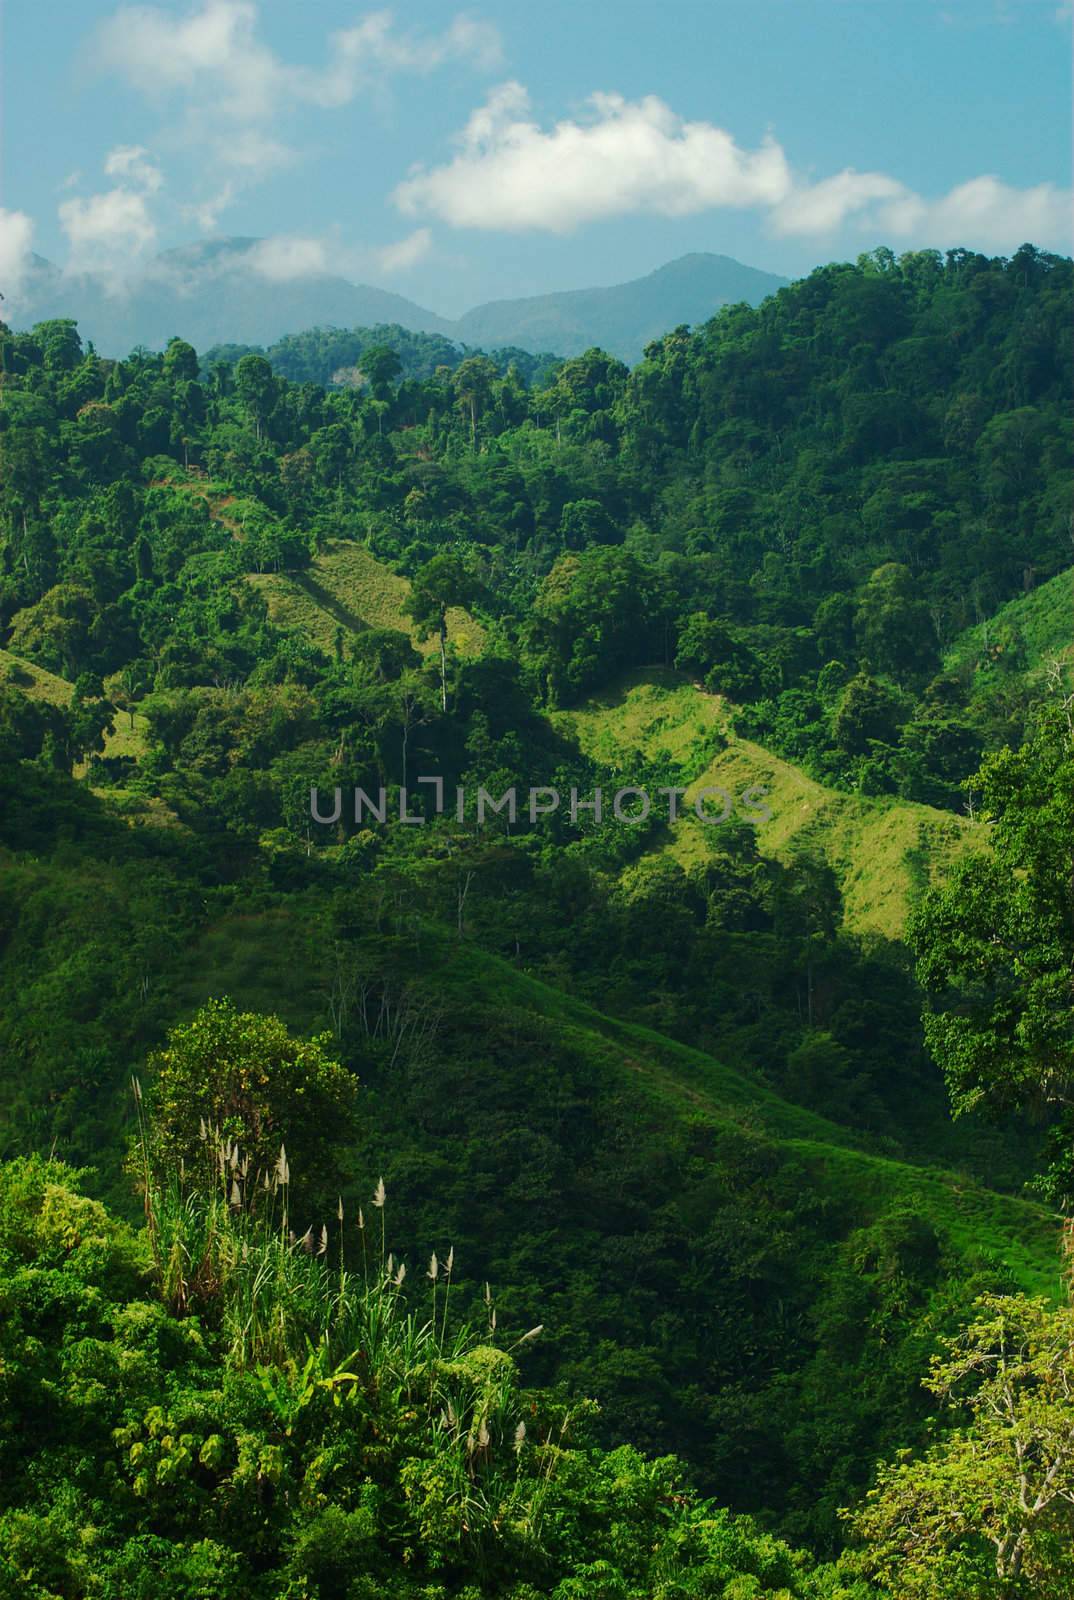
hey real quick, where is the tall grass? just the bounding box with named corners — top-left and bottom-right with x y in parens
top-left (131, 1080), bottom-right (560, 1569)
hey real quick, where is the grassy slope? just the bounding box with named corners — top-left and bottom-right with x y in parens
top-left (174, 904), bottom-right (1059, 1299)
top-left (945, 566), bottom-right (1074, 682)
top-left (553, 670), bottom-right (986, 938)
top-left (0, 647), bottom-right (149, 767)
top-left (151, 472), bottom-right (489, 657)
top-left (0, 647), bottom-right (73, 706)
top-left (247, 540), bottom-right (487, 659)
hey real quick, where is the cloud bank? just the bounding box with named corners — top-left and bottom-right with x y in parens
top-left (95, 2), bottom-right (502, 125)
top-left (57, 145), bottom-right (164, 279)
top-left (74, 2), bottom-right (506, 278)
top-left (395, 83), bottom-right (1074, 254)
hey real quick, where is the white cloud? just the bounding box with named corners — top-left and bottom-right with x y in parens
top-left (394, 82), bottom-right (1073, 255)
top-left (104, 144), bottom-right (164, 192)
top-left (377, 227), bottom-right (432, 272)
top-left (394, 84), bottom-right (792, 232)
top-left (95, 1), bottom-right (279, 120)
top-left (57, 145), bottom-right (165, 279)
top-left (306, 11), bottom-right (502, 107)
top-left (774, 170), bottom-right (1072, 252)
top-left (881, 176), bottom-right (1073, 250)
top-left (93, 3), bottom-right (502, 233)
top-left (59, 188), bottom-right (158, 276)
top-left (0, 208), bottom-right (35, 302)
top-left (771, 170), bottom-right (908, 235)
top-left (211, 129), bottom-right (294, 176)
top-left (243, 236), bottom-right (329, 281)
top-left (180, 183), bottom-right (236, 231)
top-left (96, 2), bottom-right (501, 119)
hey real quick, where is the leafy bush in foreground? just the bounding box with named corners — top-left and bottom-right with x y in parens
top-left (0, 1149), bottom-right (866, 1598)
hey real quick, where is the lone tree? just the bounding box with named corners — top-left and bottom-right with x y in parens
top-left (404, 553), bottom-right (476, 712)
top-left (356, 344), bottom-right (402, 401)
top-left (144, 998), bottom-right (358, 1207)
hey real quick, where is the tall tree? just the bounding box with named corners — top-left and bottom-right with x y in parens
top-left (846, 1284), bottom-right (1074, 1599)
top-left (403, 553), bottom-right (476, 712)
top-left (910, 701), bottom-right (1074, 1203)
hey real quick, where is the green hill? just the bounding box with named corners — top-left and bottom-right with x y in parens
top-left (172, 902), bottom-right (1058, 1298)
top-left (553, 670), bottom-right (986, 937)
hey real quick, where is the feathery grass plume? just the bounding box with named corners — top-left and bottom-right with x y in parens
top-left (509, 1325), bottom-right (544, 1350)
top-left (301, 1228), bottom-right (314, 1253)
top-left (337, 1196), bottom-right (344, 1223)
top-left (198, 1116), bottom-right (207, 1141)
top-left (394, 1261), bottom-right (406, 1287)
top-left (273, 1144), bottom-right (290, 1230)
top-left (373, 1175), bottom-right (387, 1265)
top-left (467, 1416), bottom-right (492, 1456)
top-left (317, 1224), bottom-right (328, 1257)
top-left (514, 1420), bottom-right (526, 1452)
top-left (427, 1249), bottom-right (440, 1336)
top-left (229, 1179), bottom-right (241, 1207)
top-left (355, 1202), bottom-right (369, 1287)
top-left (440, 1245), bottom-right (456, 1344)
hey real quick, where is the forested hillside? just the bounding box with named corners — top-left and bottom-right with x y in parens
top-left (202, 324), bottom-right (562, 393)
top-left (1, 242), bottom-right (1073, 1597)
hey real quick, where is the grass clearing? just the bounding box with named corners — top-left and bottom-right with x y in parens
top-left (946, 566), bottom-right (1073, 682)
top-left (247, 540), bottom-right (487, 659)
top-left (554, 670), bottom-right (986, 938)
top-left (0, 648), bottom-right (74, 707)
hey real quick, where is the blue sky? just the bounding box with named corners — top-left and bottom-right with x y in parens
top-left (2, 0), bottom-right (1071, 314)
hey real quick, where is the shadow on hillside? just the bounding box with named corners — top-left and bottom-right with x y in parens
top-left (289, 571), bottom-right (370, 636)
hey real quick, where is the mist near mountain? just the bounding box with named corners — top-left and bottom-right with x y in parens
top-left (10, 240), bottom-right (452, 355)
top-left (9, 239), bottom-right (787, 365)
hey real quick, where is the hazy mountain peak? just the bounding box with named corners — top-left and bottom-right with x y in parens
top-left (8, 243), bottom-right (786, 366)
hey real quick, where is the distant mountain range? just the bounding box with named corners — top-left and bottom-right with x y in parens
top-left (453, 255), bottom-right (787, 361)
top-left (8, 240), bottom-right (787, 366)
